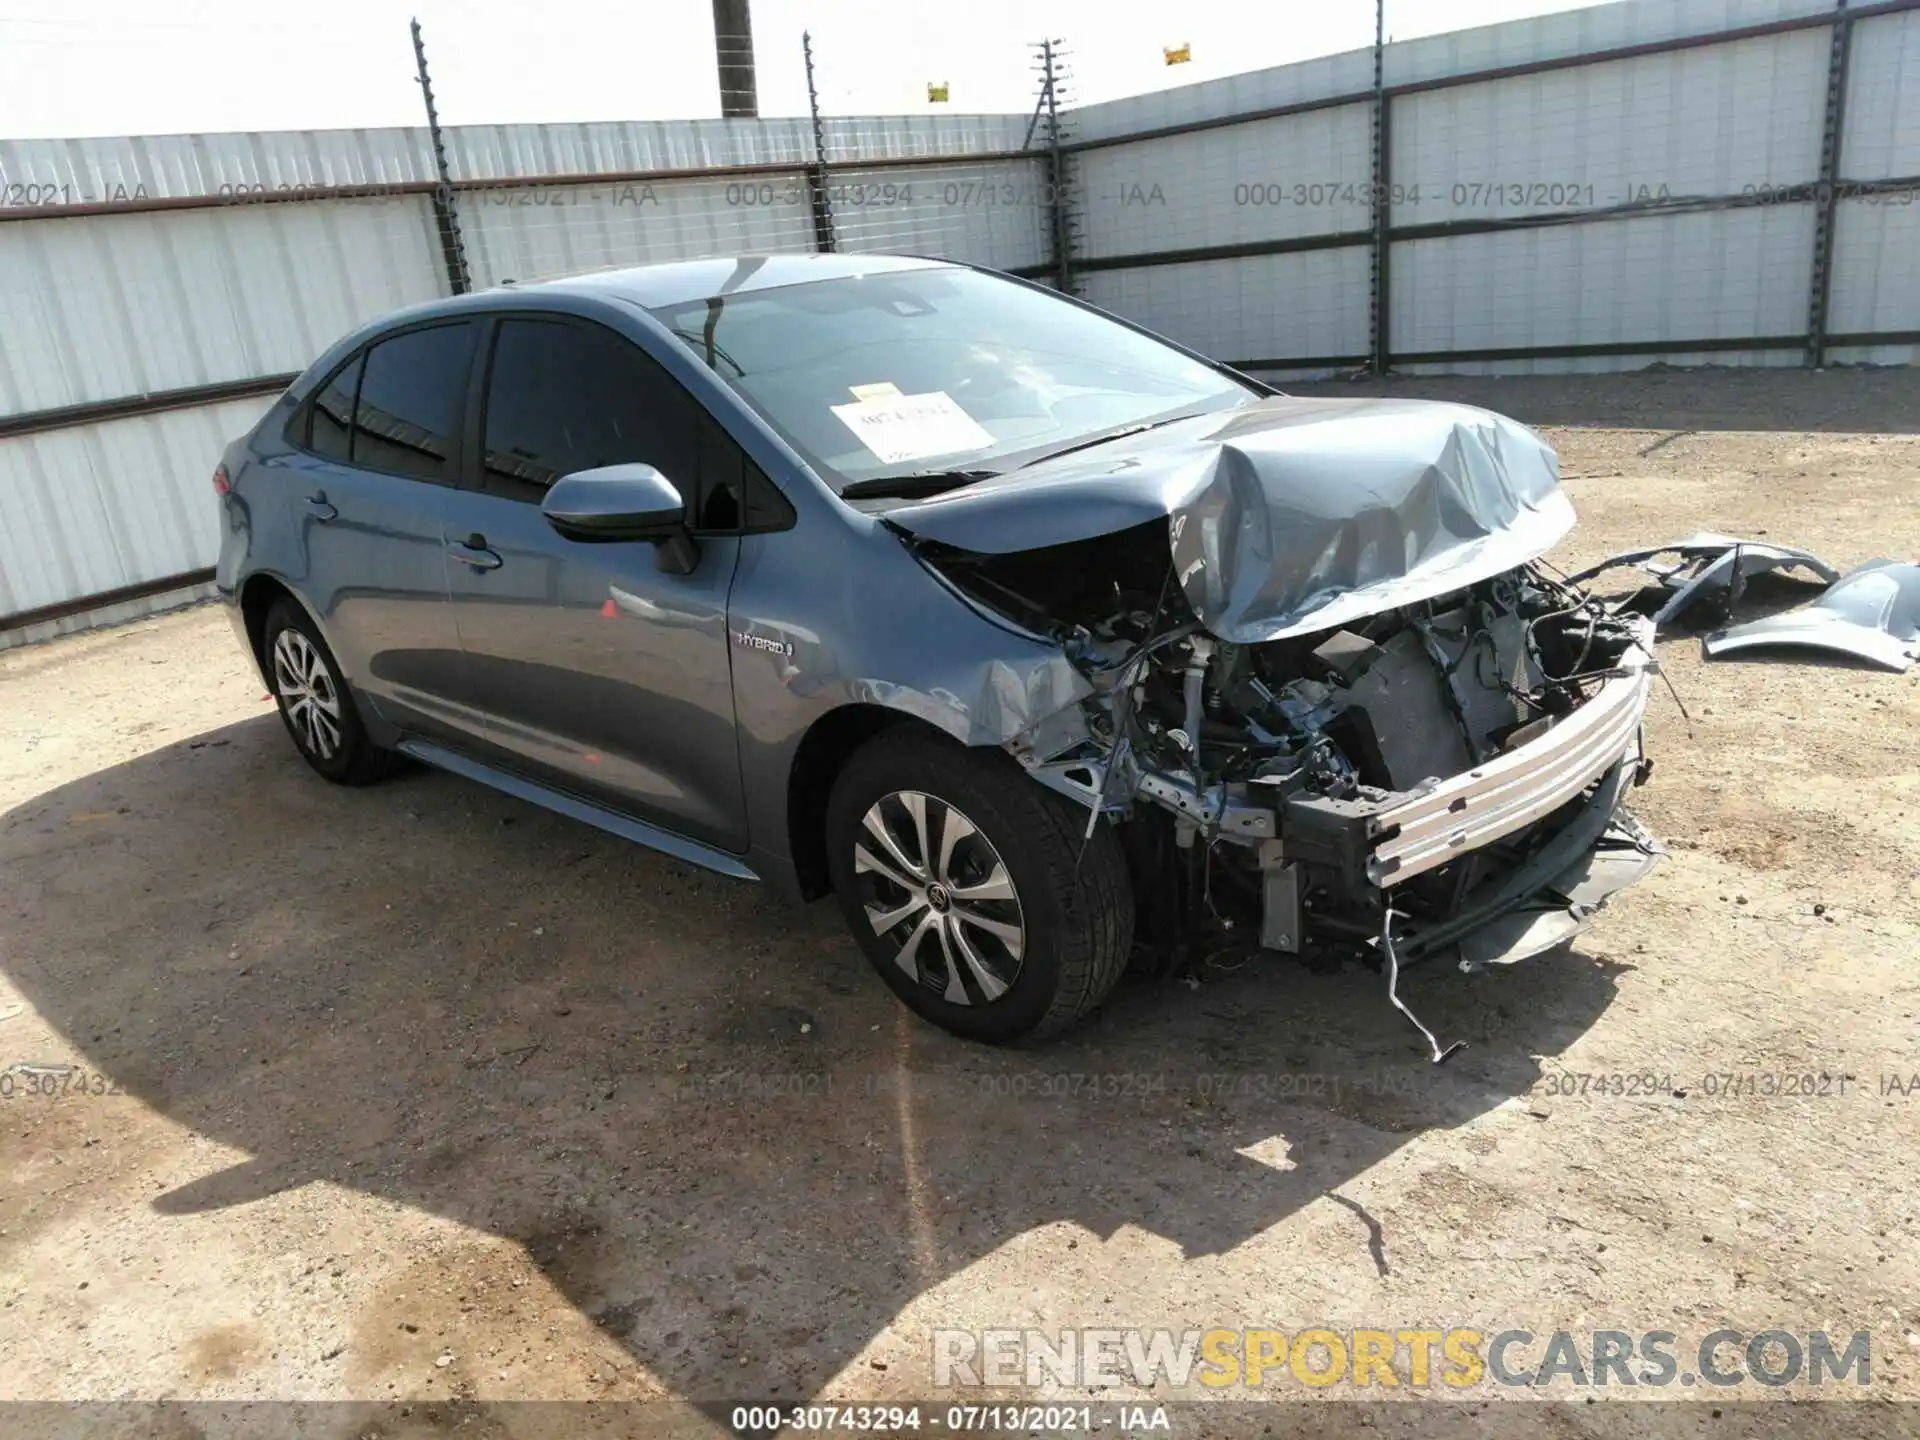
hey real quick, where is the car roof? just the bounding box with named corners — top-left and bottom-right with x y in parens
top-left (500, 252), bottom-right (957, 310)
top-left (289, 254), bottom-right (978, 398)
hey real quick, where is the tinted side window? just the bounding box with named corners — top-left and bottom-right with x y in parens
top-left (350, 323), bottom-right (473, 483)
top-left (695, 412), bottom-right (743, 531)
top-left (689, 421), bottom-right (792, 533)
top-left (306, 352), bottom-right (361, 462)
top-left (481, 319), bottom-right (699, 506)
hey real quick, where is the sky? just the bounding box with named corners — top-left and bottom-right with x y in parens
top-left (0, 0), bottom-right (1621, 138)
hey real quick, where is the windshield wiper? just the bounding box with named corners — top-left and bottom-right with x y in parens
top-left (838, 469), bottom-right (1000, 501)
top-left (667, 326), bottom-right (746, 376)
top-left (1010, 410), bottom-right (1206, 470)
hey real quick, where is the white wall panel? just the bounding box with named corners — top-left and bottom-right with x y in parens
top-left (1827, 196), bottom-right (1920, 338)
top-left (446, 120), bottom-right (814, 179)
top-left (1076, 106), bottom-right (1372, 259)
top-left (458, 174), bottom-right (816, 290)
top-left (818, 115), bottom-right (1034, 162)
top-left (1067, 52), bottom-right (1375, 148)
top-left (830, 159), bottom-right (1049, 269)
top-left (0, 129), bottom-right (434, 204)
top-left (447, 115), bottom-right (1032, 179)
top-left (1064, 0), bottom-right (1834, 148)
top-left (1080, 248), bottom-right (1369, 366)
top-left (1392, 30), bottom-right (1829, 223)
top-left (0, 395), bottom-right (274, 621)
top-left (1842, 10), bottom-right (1920, 181)
top-left (1386, 0), bottom-right (1834, 88)
top-left (0, 199), bottom-right (444, 417)
top-left (1391, 205), bottom-right (1814, 357)
top-left (0, 116), bottom-right (1035, 203)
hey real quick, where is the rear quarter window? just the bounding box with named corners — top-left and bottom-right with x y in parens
top-left (304, 353), bottom-right (361, 462)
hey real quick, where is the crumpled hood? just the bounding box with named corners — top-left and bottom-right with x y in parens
top-left (883, 395), bottom-right (1574, 643)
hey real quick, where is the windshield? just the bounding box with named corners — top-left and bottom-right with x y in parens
top-left (649, 267), bottom-right (1254, 492)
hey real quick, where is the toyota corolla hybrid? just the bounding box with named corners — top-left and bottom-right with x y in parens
top-left (215, 254), bottom-right (1659, 1044)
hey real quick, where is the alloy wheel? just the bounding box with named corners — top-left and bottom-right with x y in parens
top-left (853, 789), bottom-right (1026, 1005)
top-left (271, 627), bottom-right (343, 761)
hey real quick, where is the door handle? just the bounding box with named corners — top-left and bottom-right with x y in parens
top-left (449, 533), bottom-right (503, 571)
top-left (305, 492), bottom-right (338, 522)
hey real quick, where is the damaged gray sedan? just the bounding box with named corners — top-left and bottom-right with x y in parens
top-left (217, 253), bottom-right (1660, 1046)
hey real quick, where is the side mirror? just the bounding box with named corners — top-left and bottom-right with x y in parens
top-left (541, 463), bottom-right (700, 572)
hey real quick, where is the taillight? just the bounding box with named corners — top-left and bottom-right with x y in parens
top-left (212, 462), bottom-right (231, 496)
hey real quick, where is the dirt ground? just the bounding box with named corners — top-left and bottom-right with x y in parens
top-left (1, 369), bottom-right (1917, 1439)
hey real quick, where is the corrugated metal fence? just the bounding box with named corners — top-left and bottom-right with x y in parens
top-left (1067, 0), bottom-right (1920, 376)
top-left (4, 0), bottom-right (1918, 645)
top-left (0, 113), bottom-right (1052, 644)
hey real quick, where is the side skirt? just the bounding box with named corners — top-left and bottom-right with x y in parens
top-left (396, 738), bottom-right (762, 883)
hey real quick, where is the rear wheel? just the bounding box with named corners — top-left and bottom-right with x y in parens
top-left (263, 600), bottom-right (398, 786)
top-left (825, 730), bottom-right (1132, 1042)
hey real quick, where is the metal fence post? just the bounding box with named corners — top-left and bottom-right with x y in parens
top-left (803, 31), bottom-right (836, 253)
top-left (410, 17), bottom-right (471, 296)
top-left (1032, 39), bottom-right (1077, 294)
top-left (1368, 0), bottom-right (1391, 376)
top-left (1806, 0), bottom-right (1853, 368)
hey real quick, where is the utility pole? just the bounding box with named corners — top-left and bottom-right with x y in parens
top-left (410, 17), bottom-right (470, 296)
top-left (712, 0), bottom-right (759, 118)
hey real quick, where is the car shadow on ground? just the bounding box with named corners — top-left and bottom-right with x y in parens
top-left (0, 715), bottom-right (1628, 1405)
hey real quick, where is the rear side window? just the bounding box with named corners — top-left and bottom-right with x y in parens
top-left (480, 318), bottom-right (698, 503)
top-left (306, 353), bottom-right (361, 462)
top-left (348, 323), bottom-right (474, 483)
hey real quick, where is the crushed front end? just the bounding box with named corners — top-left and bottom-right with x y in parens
top-left (887, 396), bottom-right (1663, 1051)
top-left (925, 522), bottom-right (1661, 990)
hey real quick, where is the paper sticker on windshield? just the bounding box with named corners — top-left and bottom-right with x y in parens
top-left (831, 390), bottom-right (993, 465)
top-left (848, 381), bottom-right (902, 401)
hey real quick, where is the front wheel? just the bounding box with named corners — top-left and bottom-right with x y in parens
top-left (825, 730), bottom-right (1133, 1043)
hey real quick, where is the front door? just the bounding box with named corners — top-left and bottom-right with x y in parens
top-left (441, 315), bottom-right (748, 853)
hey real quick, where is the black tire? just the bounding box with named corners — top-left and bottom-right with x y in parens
top-left (261, 599), bottom-right (399, 786)
top-left (825, 729), bottom-right (1133, 1043)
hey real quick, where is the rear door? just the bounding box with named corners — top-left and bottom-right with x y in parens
top-left (439, 314), bottom-right (752, 852)
top-left (287, 320), bottom-right (483, 743)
